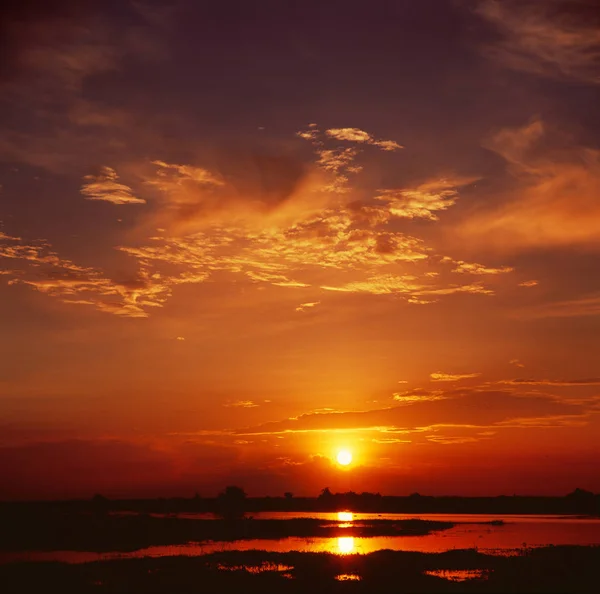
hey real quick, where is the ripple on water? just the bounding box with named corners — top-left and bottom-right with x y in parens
top-left (424, 569), bottom-right (491, 582)
top-left (335, 573), bottom-right (361, 581)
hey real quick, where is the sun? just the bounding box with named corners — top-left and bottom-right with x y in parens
top-left (336, 449), bottom-right (353, 466)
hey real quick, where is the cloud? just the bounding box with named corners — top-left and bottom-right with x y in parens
top-left (0, 231), bottom-right (20, 241)
top-left (81, 166), bottom-right (145, 204)
top-left (147, 160), bottom-right (224, 193)
top-left (430, 372), bottom-right (482, 382)
top-left (450, 260), bottom-right (513, 275)
top-left (460, 118), bottom-right (600, 250)
top-left (476, 0), bottom-right (600, 84)
top-left (297, 124), bottom-right (402, 193)
top-left (516, 293), bottom-right (600, 319)
top-left (321, 274), bottom-right (493, 298)
top-left (375, 176), bottom-right (478, 220)
top-left (295, 301), bottom-right (320, 312)
top-left (500, 378), bottom-right (600, 386)
top-left (325, 127), bottom-right (403, 151)
top-left (519, 280), bottom-right (538, 287)
top-left (0, 2), bottom-right (169, 172)
top-left (231, 388), bottom-right (591, 437)
top-left (0, 230), bottom-right (205, 317)
top-left (509, 359), bottom-right (525, 368)
top-left (2, 124), bottom-right (517, 316)
top-left (224, 400), bottom-right (260, 408)
top-left (393, 389), bottom-right (447, 403)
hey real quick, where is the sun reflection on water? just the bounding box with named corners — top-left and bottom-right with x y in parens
top-left (337, 511), bottom-right (353, 522)
top-left (337, 536), bottom-right (355, 554)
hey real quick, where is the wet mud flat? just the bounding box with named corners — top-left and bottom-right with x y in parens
top-left (1, 545), bottom-right (599, 593)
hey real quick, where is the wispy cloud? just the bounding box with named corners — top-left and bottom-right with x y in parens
top-left (460, 118), bottom-right (600, 250)
top-left (500, 378), bottom-right (600, 386)
top-left (450, 260), bottom-right (513, 275)
top-left (146, 160), bottom-right (224, 193)
top-left (0, 230), bottom-right (206, 317)
top-left (297, 124), bottom-right (402, 193)
top-left (430, 372), bottom-right (482, 382)
top-left (224, 400), bottom-right (260, 408)
top-left (375, 176), bottom-right (478, 220)
top-left (295, 301), bottom-right (320, 312)
top-left (476, 0), bottom-right (600, 84)
top-left (0, 232), bottom-right (21, 241)
top-left (230, 388), bottom-right (591, 437)
top-left (516, 292), bottom-right (600, 319)
top-left (393, 389), bottom-right (447, 403)
top-left (2, 124), bottom-right (518, 316)
top-left (322, 275), bottom-right (493, 298)
top-left (81, 166), bottom-right (145, 204)
top-left (324, 127), bottom-right (403, 151)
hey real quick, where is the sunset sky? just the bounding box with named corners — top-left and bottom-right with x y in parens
top-left (1, 0), bottom-right (600, 500)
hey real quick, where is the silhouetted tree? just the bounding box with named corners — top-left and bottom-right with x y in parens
top-left (319, 487), bottom-right (332, 499)
top-left (91, 493), bottom-right (109, 516)
top-left (216, 485), bottom-right (247, 519)
top-left (567, 488), bottom-right (595, 499)
top-left (284, 492), bottom-right (293, 499)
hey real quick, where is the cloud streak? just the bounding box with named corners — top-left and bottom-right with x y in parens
top-left (500, 378), bottom-right (600, 386)
top-left (81, 166), bottom-right (145, 204)
top-left (460, 118), bottom-right (600, 250)
top-left (375, 176), bottom-right (478, 221)
top-left (230, 388), bottom-right (592, 437)
top-left (477, 0), bottom-right (600, 84)
top-left (430, 372), bottom-right (482, 382)
top-left (324, 127), bottom-right (403, 151)
top-left (1, 124), bottom-right (517, 316)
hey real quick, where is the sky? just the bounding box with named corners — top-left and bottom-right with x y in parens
top-left (1, 0), bottom-right (600, 500)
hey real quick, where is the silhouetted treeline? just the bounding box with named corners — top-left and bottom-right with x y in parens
top-left (1, 487), bottom-right (598, 516)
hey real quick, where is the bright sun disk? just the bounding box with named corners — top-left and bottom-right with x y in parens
top-left (337, 450), bottom-right (352, 466)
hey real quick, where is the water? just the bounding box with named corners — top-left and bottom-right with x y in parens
top-left (1, 513), bottom-right (599, 564)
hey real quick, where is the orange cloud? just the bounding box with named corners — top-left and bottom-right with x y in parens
top-left (295, 301), bottom-right (320, 312)
top-left (1, 122), bottom-right (519, 316)
top-left (224, 400), bottom-right (260, 408)
top-left (375, 176), bottom-right (478, 220)
top-left (476, 0), bottom-right (600, 84)
top-left (500, 378), bottom-right (600, 387)
top-left (81, 166), bottom-right (145, 204)
top-left (325, 127), bottom-right (403, 151)
top-left (430, 372), bottom-right (482, 382)
top-left (231, 388), bottom-right (590, 437)
top-left (516, 293), bottom-right (600, 319)
top-left (460, 119), bottom-right (600, 250)
top-left (0, 230), bottom-right (205, 317)
top-left (450, 260), bottom-right (513, 275)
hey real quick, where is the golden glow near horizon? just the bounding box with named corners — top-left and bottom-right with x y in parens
top-left (337, 450), bottom-right (353, 466)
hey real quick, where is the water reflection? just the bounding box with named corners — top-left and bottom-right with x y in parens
top-left (424, 569), bottom-right (490, 582)
top-left (216, 562), bottom-right (294, 574)
top-left (336, 537), bottom-right (355, 554)
top-left (336, 511), bottom-right (354, 528)
top-left (335, 573), bottom-right (361, 581)
top-left (337, 511), bottom-right (353, 522)
top-left (3, 514), bottom-right (600, 565)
